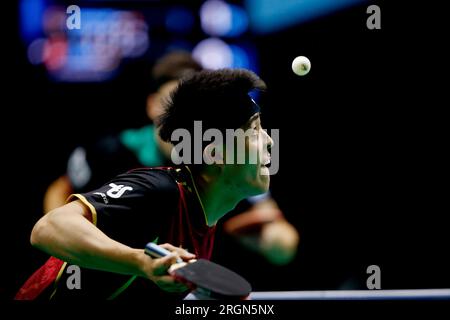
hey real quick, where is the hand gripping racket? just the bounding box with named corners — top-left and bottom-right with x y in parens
top-left (145, 242), bottom-right (251, 299)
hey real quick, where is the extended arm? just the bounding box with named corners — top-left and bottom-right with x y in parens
top-left (31, 200), bottom-right (194, 292)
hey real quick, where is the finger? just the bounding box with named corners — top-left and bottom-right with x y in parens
top-left (168, 262), bottom-right (187, 273)
top-left (160, 243), bottom-right (196, 260)
top-left (152, 253), bottom-right (180, 275)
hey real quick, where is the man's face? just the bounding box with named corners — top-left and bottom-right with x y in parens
top-left (222, 114), bottom-right (273, 197)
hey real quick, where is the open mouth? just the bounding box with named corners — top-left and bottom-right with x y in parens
top-left (261, 158), bottom-right (271, 168)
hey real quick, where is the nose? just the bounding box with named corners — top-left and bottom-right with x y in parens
top-left (262, 129), bottom-right (273, 149)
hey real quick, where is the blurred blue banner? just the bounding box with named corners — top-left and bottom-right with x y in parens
top-left (246, 0), bottom-right (368, 33)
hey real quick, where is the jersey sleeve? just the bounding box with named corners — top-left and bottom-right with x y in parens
top-left (67, 169), bottom-right (179, 248)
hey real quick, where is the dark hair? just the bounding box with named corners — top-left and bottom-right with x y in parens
top-left (151, 51), bottom-right (203, 90)
top-left (158, 68), bottom-right (266, 143)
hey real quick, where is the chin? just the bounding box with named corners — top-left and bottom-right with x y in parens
top-left (259, 167), bottom-right (271, 188)
top-left (251, 175), bottom-right (270, 195)
top-left (260, 178), bottom-right (270, 193)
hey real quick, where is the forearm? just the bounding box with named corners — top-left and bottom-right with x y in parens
top-left (31, 202), bottom-right (147, 277)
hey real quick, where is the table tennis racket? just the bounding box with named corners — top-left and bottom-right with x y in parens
top-left (145, 242), bottom-right (251, 299)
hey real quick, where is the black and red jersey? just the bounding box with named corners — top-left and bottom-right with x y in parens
top-left (16, 166), bottom-right (216, 301)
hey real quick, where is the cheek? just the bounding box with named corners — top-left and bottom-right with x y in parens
top-left (246, 140), bottom-right (262, 163)
top-left (232, 164), bottom-right (258, 185)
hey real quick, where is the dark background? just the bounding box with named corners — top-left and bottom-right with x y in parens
top-left (2, 0), bottom-right (449, 299)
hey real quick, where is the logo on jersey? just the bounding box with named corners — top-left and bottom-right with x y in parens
top-left (93, 192), bottom-right (109, 204)
top-left (106, 183), bottom-right (133, 198)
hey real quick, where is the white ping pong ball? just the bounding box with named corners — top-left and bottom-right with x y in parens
top-left (292, 56), bottom-right (311, 76)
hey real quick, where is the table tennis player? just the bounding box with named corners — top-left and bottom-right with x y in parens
top-left (16, 69), bottom-right (273, 300)
top-left (43, 52), bottom-right (299, 266)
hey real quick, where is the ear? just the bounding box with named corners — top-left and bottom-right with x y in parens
top-left (146, 94), bottom-right (160, 121)
top-left (203, 143), bottom-right (224, 165)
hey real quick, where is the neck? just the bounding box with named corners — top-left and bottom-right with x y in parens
top-left (191, 170), bottom-right (243, 227)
